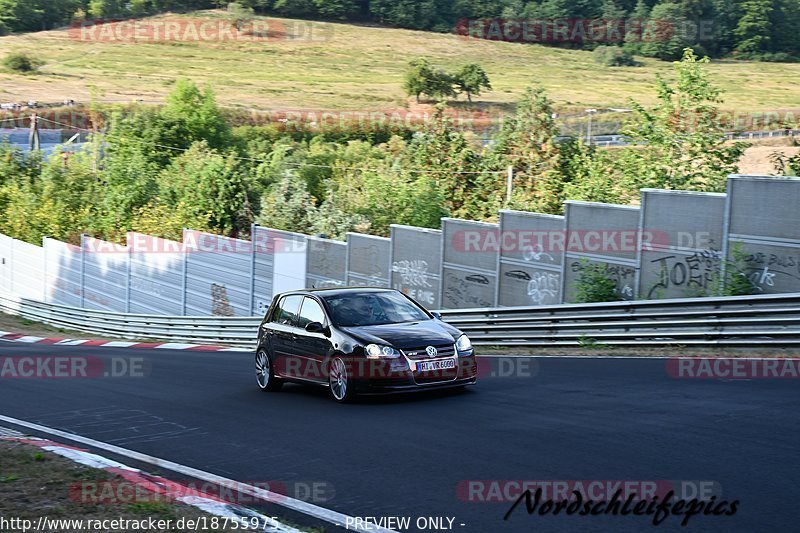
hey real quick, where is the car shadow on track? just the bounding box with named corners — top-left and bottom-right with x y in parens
top-left (267, 382), bottom-right (477, 406)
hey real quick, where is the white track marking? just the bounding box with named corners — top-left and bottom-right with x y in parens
top-left (14, 336), bottom-right (45, 343)
top-left (100, 341), bottom-right (140, 348)
top-left (53, 339), bottom-right (90, 346)
top-left (41, 445), bottom-right (139, 471)
top-left (154, 343), bottom-right (201, 350)
top-left (0, 415), bottom-right (399, 533)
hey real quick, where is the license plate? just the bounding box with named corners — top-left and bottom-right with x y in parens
top-left (417, 358), bottom-right (456, 372)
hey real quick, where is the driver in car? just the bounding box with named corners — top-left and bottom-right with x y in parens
top-left (337, 295), bottom-right (389, 325)
top-left (341, 296), bottom-right (375, 325)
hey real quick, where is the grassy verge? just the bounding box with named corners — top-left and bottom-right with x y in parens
top-left (0, 440), bottom-right (243, 532)
top-left (0, 312), bottom-right (114, 341)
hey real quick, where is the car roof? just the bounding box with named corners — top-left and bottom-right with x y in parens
top-left (279, 287), bottom-right (397, 298)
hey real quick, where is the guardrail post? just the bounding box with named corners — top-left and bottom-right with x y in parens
top-left (720, 178), bottom-right (733, 296)
top-left (125, 237), bottom-right (131, 313)
top-left (42, 236), bottom-right (49, 304)
top-left (249, 223), bottom-right (257, 317)
top-left (80, 234), bottom-right (86, 308)
top-left (181, 229), bottom-right (188, 317)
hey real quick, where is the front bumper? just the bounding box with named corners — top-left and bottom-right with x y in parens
top-left (350, 355), bottom-right (479, 394)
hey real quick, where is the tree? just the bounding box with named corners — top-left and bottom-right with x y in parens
top-left (485, 86), bottom-right (567, 214)
top-left (623, 0), bottom-right (652, 55)
top-left (453, 63), bottom-right (492, 103)
top-left (311, 0), bottom-right (359, 19)
top-left (618, 48), bottom-right (748, 192)
top-left (257, 175), bottom-right (318, 234)
top-left (369, 0), bottom-right (440, 30)
top-left (639, 2), bottom-right (695, 61)
top-left (157, 141), bottom-right (250, 236)
top-left (734, 0), bottom-right (774, 54)
top-left (403, 58), bottom-right (432, 104)
top-left (403, 58), bottom-right (456, 103)
top-left (162, 79), bottom-right (232, 149)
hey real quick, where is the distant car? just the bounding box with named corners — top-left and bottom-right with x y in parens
top-left (255, 288), bottom-right (478, 403)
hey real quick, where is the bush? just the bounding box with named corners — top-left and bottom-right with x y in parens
top-left (593, 46), bottom-right (640, 67)
top-left (718, 243), bottom-right (757, 297)
top-left (3, 52), bottom-right (43, 73)
top-left (573, 260), bottom-right (621, 303)
top-left (734, 52), bottom-right (798, 63)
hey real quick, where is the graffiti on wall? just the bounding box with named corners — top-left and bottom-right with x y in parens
top-left (392, 259), bottom-right (436, 306)
top-left (743, 251), bottom-right (800, 293)
top-left (503, 269), bottom-right (561, 306)
top-left (647, 248), bottom-right (722, 299)
top-left (442, 271), bottom-right (495, 309)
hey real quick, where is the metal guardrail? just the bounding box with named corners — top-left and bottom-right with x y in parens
top-left (2, 292), bottom-right (800, 349)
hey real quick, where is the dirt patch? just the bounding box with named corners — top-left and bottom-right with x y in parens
top-left (737, 144), bottom-right (800, 175)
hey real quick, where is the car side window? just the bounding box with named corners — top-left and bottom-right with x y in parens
top-left (272, 295), bottom-right (303, 326)
top-left (297, 297), bottom-right (327, 329)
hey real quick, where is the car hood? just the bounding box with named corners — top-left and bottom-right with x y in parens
top-left (342, 320), bottom-right (461, 350)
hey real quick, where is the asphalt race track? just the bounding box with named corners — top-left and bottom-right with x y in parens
top-left (0, 342), bottom-right (797, 532)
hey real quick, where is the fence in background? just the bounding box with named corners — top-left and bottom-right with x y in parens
top-left (2, 292), bottom-right (799, 348)
top-left (1, 175), bottom-right (799, 317)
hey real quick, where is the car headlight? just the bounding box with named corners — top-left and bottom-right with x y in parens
top-left (456, 334), bottom-right (473, 353)
top-left (365, 344), bottom-right (401, 359)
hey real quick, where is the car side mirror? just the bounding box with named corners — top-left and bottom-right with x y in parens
top-left (431, 312), bottom-right (442, 320)
top-left (305, 321), bottom-right (326, 334)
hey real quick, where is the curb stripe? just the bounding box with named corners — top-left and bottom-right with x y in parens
top-left (0, 332), bottom-right (249, 353)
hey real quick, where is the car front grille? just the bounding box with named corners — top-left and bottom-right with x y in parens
top-left (403, 344), bottom-right (456, 360)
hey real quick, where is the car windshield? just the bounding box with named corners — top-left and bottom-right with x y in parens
top-left (324, 291), bottom-right (430, 327)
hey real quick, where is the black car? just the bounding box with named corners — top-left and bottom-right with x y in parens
top-left (255, 288), bottom-right (478, 402)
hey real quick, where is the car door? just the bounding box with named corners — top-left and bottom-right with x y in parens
top-left (267, 294), bottom-right (304, 377)
top-left (292, 296), bottom-right (333, 384)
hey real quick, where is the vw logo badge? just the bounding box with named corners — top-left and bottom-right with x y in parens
top-left (426, 346), bottom-right (438, 357)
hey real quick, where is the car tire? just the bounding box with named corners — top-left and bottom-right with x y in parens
top-left (328, 356), bottom-right (356, 403)
top-left (256, 349), bottom-right (283, 392)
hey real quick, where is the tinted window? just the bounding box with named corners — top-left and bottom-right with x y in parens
top-left (271, 295), bottom-right (303, 326)
top-left (324, 291), bottom-right (430, 327)
top-left (298, 297), bottom-right (327, 328)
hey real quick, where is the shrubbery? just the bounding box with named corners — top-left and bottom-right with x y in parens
top-left (573, 261), bottom-right (620, 303)
top-left (0, 52), bottom-right (752, 252)
top-left (2, 52), bottom-right (43, 73)
top-left (592, 46), bottom-right (640, 67)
